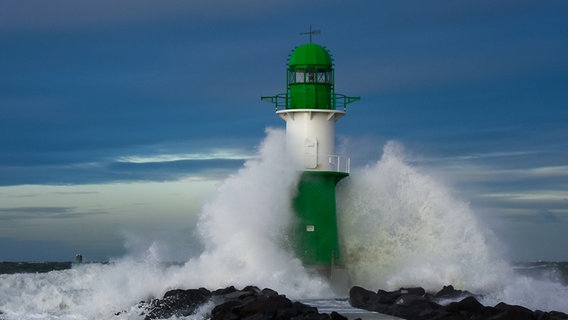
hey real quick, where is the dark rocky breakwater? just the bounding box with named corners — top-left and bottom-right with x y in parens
top-left (139, 285), bottom-right (348, 320)
top-left (349, 285), bottom-right (568, 320)
top-left (130, 285), bottom-right (568, 320)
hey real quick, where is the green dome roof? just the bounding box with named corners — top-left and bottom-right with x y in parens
top-left (288, 44), bottom-right (332, 67)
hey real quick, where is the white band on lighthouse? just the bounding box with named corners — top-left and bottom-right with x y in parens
top-left (277, 109), bottom-right (345, 171)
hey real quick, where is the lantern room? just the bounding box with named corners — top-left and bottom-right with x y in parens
top-left (287, 43), bottom-right (334, 110)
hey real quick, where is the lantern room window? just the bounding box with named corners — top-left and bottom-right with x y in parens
top-left (289, 68), bottom-right (333, 84)
top-left (317, 71), bottom-right (326, 83)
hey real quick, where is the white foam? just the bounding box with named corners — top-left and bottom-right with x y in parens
top-left (337, 141), bottom-right (510, 291)
top-left (480, 273), bottom-right (568, 312)
top-left (183, 128), bottom-right (330, 297)
top-left (337, 141), bottom-right (568, 312)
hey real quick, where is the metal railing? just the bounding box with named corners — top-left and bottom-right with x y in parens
top-left (260, 93), bottom-right (287, 111)
top-left (261, 93), bottom-right (360, 112)
top-left (327, 154), bottom-right (350, 174)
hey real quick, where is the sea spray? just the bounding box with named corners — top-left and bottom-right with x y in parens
top-left (107, 128), bottom-right (330, 297)
top-left (337, 141), bottom-right (568, 312)
top-left (132, 128), bottom-right (330, 297)
top-left (182, 128), bottom-right (331, 297)
top-left (0, 129), bottom-right (330, 320)
top-left (479, 273), bottom-right (568, 313)
top-left (337, 141), bottom-right (511, 291)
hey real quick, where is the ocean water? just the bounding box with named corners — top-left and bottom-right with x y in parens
top-left (1, 130), bottom-right (567, 319)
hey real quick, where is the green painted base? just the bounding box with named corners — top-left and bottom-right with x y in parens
top-left (292, 171), bottom-right (348, 266)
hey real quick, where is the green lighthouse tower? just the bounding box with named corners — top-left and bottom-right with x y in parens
top-left (262, 40), bottom-right (359, 274)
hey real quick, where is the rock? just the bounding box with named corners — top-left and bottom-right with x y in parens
top-left (260, 287), bottom-right (279, 297)
top-left (444, 296), bottom-right (484, 313)
top-left (492, 302), bottom-right (536, 320)
top-left (210, 300), bottom-right (242, 320)
top-left (376, 287), bottom-right (425, 305)
top-left (398, 287), bottom-right (427, 296)
top-left (392, 294), bottom-right (440, 319)
top-left (212, 293), bottom-right (326, 320)
top-left (239, 295), bottom-right (292, 316)
top-left (350, 286), bottom-right (440, 319)
top-left (330, 311), bottom-right (348, 320)
top-left (348, 285), bottom-right (568, 320)
top-left (376, 289), bottom-right (403, 305)
top-left (141, 284), bottom-right (568, 320)
top-left (144, 288), bottom-right (212, 320)
top-left (547, 311), bottom-right (568, 320)
top-left (349, 286), bottom-right (389, 313)
top-left (143, 286), bottom-right (348, 320)
top-left (435, 285), bottom-right (474, 301)
top-left (212, 286), bottom-right (238, 296)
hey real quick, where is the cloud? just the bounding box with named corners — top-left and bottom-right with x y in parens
top-left (496, 208), bottom-right (565, 225)
top-left (439, 150), bottom-right (540, 162)
top-left (527, 166), bottom-right (568, 177)
top-left (1, 0), bottom-right (566, 193)
top-left (448, 165), bottom-right (568, 183)
top-left (414, 148), bottom-right (568, 183)
top-left (4, 191), bottom-right (98, 199)
top-left (116, 149), bottom-right (253, 164)
top-left (480, 191), bottom-right (567, 201)
top-left (375, 145), bottom-right (568, 226)
top-left (0, 16), bottom-right (272, 185)
top-left (535, 209), bottom-right (561, 223)
top-left (0, 206), bottom-right (106, 221)
top-left (336, 1), bottom-right (568, 96)
top-left (107, 158), bottom-right (244, 181)
top-left (0, 157), bottom-right (243, 186)
top-left (0, 0), bottom-right (300, 31)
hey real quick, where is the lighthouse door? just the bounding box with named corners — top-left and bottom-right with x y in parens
top-left (303, 138), bottom-right (318, 169)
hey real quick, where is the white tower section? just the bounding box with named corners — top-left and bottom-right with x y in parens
top-left (277, 109), bottom-right (346, 172)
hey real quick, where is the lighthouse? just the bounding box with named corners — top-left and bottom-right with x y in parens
top-left (262, 39), bottom-right (359, 274)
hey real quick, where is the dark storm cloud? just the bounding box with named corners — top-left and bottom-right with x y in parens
top-left (0, 13), bottom-right (273, 186)
top-left (1, 0), bottom-right (567, 189)
top-left (0, 0), bottom-right (297, 30)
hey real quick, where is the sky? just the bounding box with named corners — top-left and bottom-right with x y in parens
top-left (0, 0), bottom-right (567, 262)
